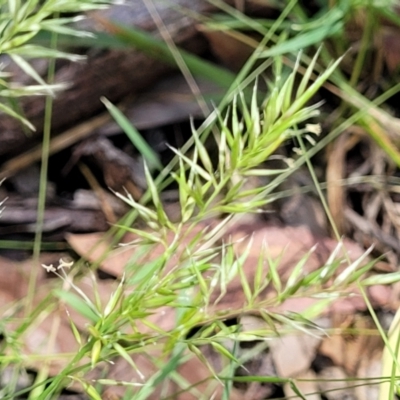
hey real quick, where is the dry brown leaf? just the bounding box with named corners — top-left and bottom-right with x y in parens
top-left (269, 332), bottom-right (323, 378)
top-left (354, 346), bottom-right (383, 400)
top-left (319, 314), bottom-right (383, 376)
top-left (66, 232), bottom-right (135, 276)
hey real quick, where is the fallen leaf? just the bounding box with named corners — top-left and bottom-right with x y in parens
top-left (319, 314), bottom-right (382, 376)
top-left (269, 332), bottom-right (323, 378)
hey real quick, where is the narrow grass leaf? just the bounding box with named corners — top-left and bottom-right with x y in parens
top-left (218, 127), bottom-right (228, 179)
top-left (362, 116), bottom-right (400, 168)
top-left (143, 162), bottom-right (170, 227)
top-left (222, 375), bottom-right (288, 384)
top-left (0, 102), bottom-right (34, 129)
top-left (258, 20), bottom-right (342, 58)
top-left (9, 54), bottom-right (50, 89)
top-left (362, 272), bottom-right (400, 286)
top-left (143, 295), bottom-right (175, 309)
top-left (113, 342), bottom-right (145, 380)
top-left (101, 97), bottom-right (162, 171)
top-left (191, 123), bottom-right (213, 174)
top-left (188, 344), bottom-right (218, 378)
top-left (237, 238), bottom-right (254, 305)
top-left (1, 32), bottom-right (38, 51)
top-left (249, 80), bottom-right (260, 138)
top-left (334, 245), bottom-right (373, 286)
top-left (39, 18), bottom-right (94, 37)
top-left (202, 216), bottom-right (231, 243)
top-left (176, 158), bottom-right (188, 205)
top-left (190, 261), bottom-right (209, 299)
top-left (253, 241), bottom-right (268, 297)
top-left (0, 84), bottom-right (68, 97)
top-left (211, 341), bottom-right (239, 364)
top-left (289, 380), bottom-right (307, 400)
top-left (128, 258), bottom-right (163, 285)
top-left (319, 241), bottom-right (343, 280)
top-left (66, 310), bottom-right (82, 345)
top-left (169, 146), bottom-right (213, 182)
top-left (359, 284), bottom-right (400, 400)
top-left (379, 305), bottom-right (400, 400)
top-left (302, 298), bottom-right (334, 320)
top-left (296, 46), bottom-right (322, 98)
top-left (284, 246), bottom-right (315, 293)
top-left (8, 44), bottom-right (85, 61)
top-left (344, 258), bottom-right (379, 284)
top-left (280, 56), bottom-right (299, 113)
top-left (284, 54), bottom-right (344, 117)
top-left (114, 225), bottom-right (162, 244)
top-left (82, 381), bottom-right (102, 400)
top-left (267, 253), bottom-right (282, 294)
top-left (114, 192), bottom-right (158, 222)
top-left (53, 289), bottom-right (100, 322)
top-left (104, 278), bottom-right (124, 317)
top-left (100, 21), bottom-right (236, 89)
top-left (231, 96), bottom-right (241, 142)
top-left (264, 85), bottom-right (279, 125)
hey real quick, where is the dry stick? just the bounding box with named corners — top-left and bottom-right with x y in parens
top-left (345, 207), bottom-right (400, 252)
top-left (79, 162), bottom-right (117, 224)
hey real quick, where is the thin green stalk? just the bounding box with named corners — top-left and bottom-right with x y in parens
top-left (26, 28), bottom-right (58, 315)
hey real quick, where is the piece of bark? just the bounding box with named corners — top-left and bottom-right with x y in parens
top-left (0, 0), bottom-right (215, 160)
top-left (0, 205), bottom-right (110, 233)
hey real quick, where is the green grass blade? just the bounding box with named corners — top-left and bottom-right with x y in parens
top-left (101, 97), bottom-right (162, 171)
top-left (53, 289), bottom-right (100, 323)
top-left (98, 20), bottom-right (236, 89)
top-left (259, 21), bottom-right (342, 58)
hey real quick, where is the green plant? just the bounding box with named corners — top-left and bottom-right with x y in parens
top-left (0, 0), bottom-right (110, 128)
top-left (2, 0), bottom-right (400, 399)
top-left (6, 50), bottom-right (392, 399)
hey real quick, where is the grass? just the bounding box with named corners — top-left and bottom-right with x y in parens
top-left (1, 0), bottom-right (400, 399)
